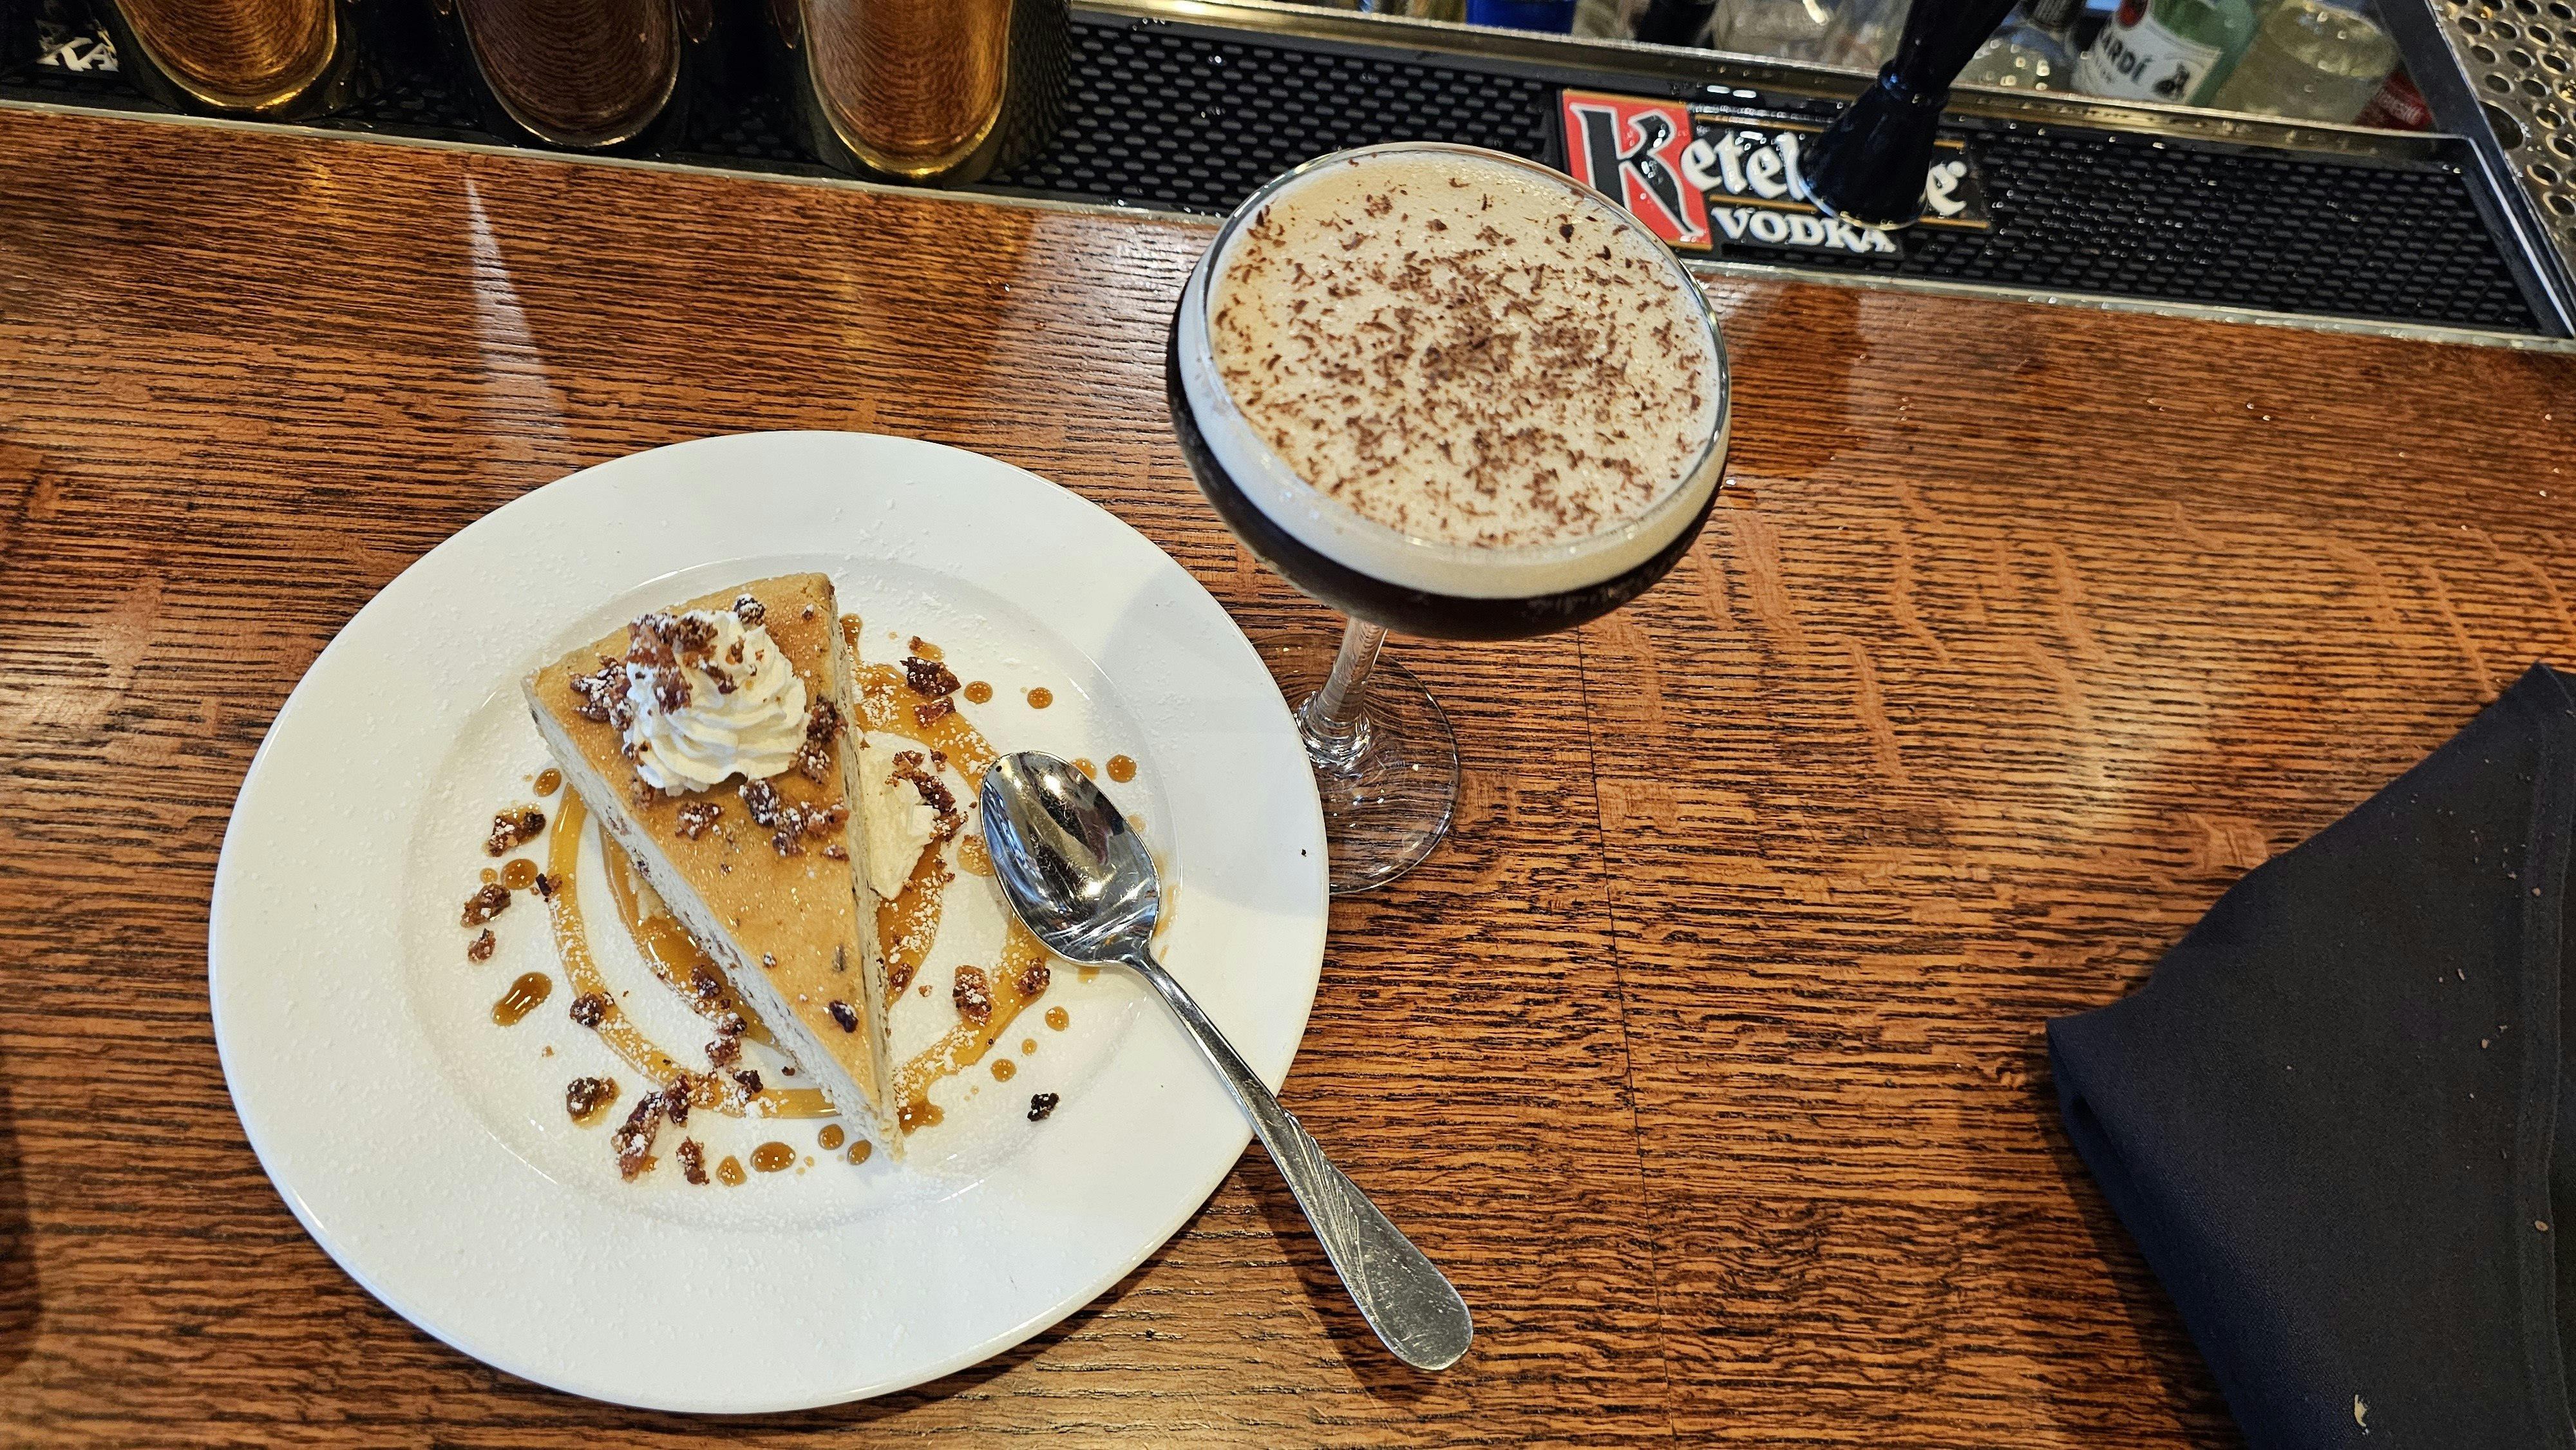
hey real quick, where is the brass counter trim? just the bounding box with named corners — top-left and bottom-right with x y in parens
top-left (9, 97), bottom-right (2568, 353)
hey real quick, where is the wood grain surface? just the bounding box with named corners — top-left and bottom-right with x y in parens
top-left (1, 104), bottom-right (2572, 1447)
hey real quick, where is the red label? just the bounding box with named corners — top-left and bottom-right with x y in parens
top-left (1560, 90), bottom-right (1711, 250)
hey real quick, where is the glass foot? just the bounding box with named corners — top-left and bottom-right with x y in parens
top-left (1258, 629), bottom-right (1460, 894)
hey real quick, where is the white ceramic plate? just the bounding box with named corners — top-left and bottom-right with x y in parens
top-left (209, 432), bottom-right (1329, 1412)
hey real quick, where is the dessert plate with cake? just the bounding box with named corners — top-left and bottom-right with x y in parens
top-left (209, 431), bottom-right (1329, 1411)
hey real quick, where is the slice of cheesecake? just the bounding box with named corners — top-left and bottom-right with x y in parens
top-left (522, 573), bottom-right (898, 1148)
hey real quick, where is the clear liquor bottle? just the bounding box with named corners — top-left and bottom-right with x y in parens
top-left (1956, 0), bottom-right (2078, 89)
top-left (2206, 0), bottom-right (2399, 124)
top-left (2071, 0), bottom-right (2258, 107)
top-left (1706, 0), bottom-right (1840, 61)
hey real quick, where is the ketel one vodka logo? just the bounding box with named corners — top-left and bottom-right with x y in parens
top-left (1557, 89), bottom-right (1991, 255)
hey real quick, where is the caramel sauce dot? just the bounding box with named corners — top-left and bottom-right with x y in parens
top-left (1105, 755), bottom-right (1137, 783)
top-left (909, 637), bottom-right (943, 661)
top-left (817, 1124), bottom-right (846, 1151)
top-left (750, 1142), bottom-right (795, 1172)
top-left (990, 1059), bottom-right (1018, 1082)
top-left (1021, 1038), bottom-right (1037, 1055)
top-left (500, 858), bottom-right (540, 890)
top-left (1072, 758), bottom-right (1096, 778)
top-left (1045, 1006), bottom-right (1070, 1031)
top-left (847, 1140), bottom-right (874, 1165)
top-left (480, 867), bottom-right (498, 885)
top-left (491, 972), bottom-right (552, 1026)
top-left (716, 1156), bottom-right (745, 1186)
top-left (533, 767), bottom-right (562, 796)
top-left (1025, 687), bottom-right (1053, 709)
top-left (963, 681), bottom-right (992, 704)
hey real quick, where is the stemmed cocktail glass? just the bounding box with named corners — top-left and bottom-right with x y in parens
top-left (1165, 143), bottom-right (1732, 893)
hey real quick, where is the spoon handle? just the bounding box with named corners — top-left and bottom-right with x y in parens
top-left (1124, 948), bottom-right (1474, 1373)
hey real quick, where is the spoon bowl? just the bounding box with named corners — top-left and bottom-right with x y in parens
top-left (980, 753), bottom-right (1159, 963)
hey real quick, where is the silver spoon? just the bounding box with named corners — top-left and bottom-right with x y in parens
top-left (980, 751), bottom-right (1474, 1373)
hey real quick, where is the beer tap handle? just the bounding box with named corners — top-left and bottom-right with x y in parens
top-left (1801, 0), bottom-right (2023, 229)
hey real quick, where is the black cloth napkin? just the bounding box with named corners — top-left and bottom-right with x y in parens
top-left (2050, 663), bottom-right (2576, 1450)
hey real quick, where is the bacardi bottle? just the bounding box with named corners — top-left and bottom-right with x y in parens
top-left (2071, 0), bottom-right (2257, 107)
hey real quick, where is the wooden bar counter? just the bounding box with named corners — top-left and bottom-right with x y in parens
top-left (2, 104), bottom-right (2572, 1446)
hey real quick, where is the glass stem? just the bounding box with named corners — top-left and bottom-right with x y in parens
top-left (1299, 618), bottom-right (1385, 774)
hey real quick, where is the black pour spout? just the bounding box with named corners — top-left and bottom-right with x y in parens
top-left (1801, 0), bottom-right (2023, 229)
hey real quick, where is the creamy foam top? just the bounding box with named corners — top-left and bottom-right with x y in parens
top-left (1208, 151), bottom-right (1720, 551)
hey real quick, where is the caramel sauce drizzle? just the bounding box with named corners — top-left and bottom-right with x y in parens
top-left (491, 972), bottom-right (552, 1025)
top-left (875, 843), bottom-right (953, 1004)
top-left (891, 914), bottom-right (1053, 1132)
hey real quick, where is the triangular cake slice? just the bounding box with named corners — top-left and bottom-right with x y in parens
top-left (521, 573), bottom-right (897, 1146)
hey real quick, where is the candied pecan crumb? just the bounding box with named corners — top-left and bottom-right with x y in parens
top-left (569, 992), bottom-right (610, 1028)
top-left (793, 700), bottom-right (844, 781)
top-left (674, 800), bottom-right (721, 840)
top-left (466, 928), bottom-right (496, 963)
top-left (768, 800), bottom-right (848, 856)
top-left (953, 966), bottom-right (993, 1025)
top-left (569, 655), bottom-right (628, 728)
top-left (688, 965), bottom-right (723, 1003)
top-left (732, 1069), bottom-right (762, 1095)
top-left (761, 952), bottom-right (777, 970)
top-left (531, 872), bottom-right (560, 901)
top-left (665, 1076), bottom-right (691, 1126)
top-left (793, 741), bottom-right (832, 782)
top-left (460, 883), bottom-right (511, 926)
top-left (565, 1077), bottom-right (614, 1120)
top-left (1016, 960), bottom-right (1050, 998)
top-left (914, 696), bottom-right (955, 729)
top-left (903, 656), bottom-right (961, 698)
top-left (484, 807), bottom-right (546, 857)
top-left (828, 1000), bottom-right (859, 1033)
top-left (677, 1138), bottom-right (708, 1185)
top-left (612, 1092), bottom-right (665, 1178)
top-left (1027, 1093), bottom-right (1061, 1122)
top-left (823, 843), bottom-right (848, 860)
top-left (706, 1036), bottom-right (741, 1069)
top-left (739, 778), bottom-right (783, 827)
top-left (732, 592), bottom-right (766, 624)
top-left (715, 1012), bottom-right (746, 1039)
top-left (889, 749), bottom-right (958, 818)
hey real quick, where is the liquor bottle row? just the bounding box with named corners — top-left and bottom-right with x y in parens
top-left (4, 0), bottom-right (1073, 177)
top-left (1406, 0), bottom-right (2427, 129)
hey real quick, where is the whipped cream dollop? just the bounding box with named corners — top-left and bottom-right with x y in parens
top-left (855, 738), bottom-right (947, 899)
top-left (620, 608), bottom-right (808, 793)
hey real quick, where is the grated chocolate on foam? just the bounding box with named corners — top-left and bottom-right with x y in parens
top-left (1209, 153), bottom-right (1718, 551)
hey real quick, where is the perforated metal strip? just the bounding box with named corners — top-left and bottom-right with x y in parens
top-left (2429, 0), bottom-right (2576, 280)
